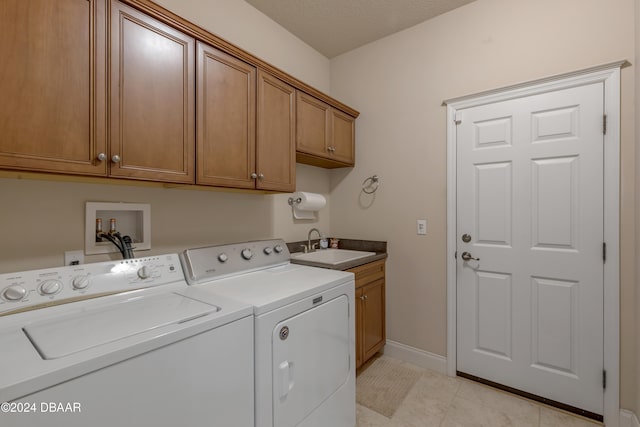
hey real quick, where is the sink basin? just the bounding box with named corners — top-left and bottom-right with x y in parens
top-left (290, 249), bottom-right (376, 266)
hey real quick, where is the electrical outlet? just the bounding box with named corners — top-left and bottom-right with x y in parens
top-left (416, 219), bottom-right (427, 235)
top-left (65, 250), bottom-right (85, 266)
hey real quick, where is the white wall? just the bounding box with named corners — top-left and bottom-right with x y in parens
top-left (329, 0), bottom-right (637, 410)
top-left (153, 0), bottom-right (331, 93)
top-left (635, 0), bottom-right (640, 417)
top-left (0, 163), bottom-right (330, 273)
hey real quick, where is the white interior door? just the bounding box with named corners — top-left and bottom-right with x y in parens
top-left (456, 82), bottom-right (604, 415)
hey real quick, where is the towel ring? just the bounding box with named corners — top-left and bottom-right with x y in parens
top-left (362, 175), bottom-right (379, 194)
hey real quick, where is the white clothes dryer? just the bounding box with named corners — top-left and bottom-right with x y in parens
top-left (181, 239), bottom-right (356, 427)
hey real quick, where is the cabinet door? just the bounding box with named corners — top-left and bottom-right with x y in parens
top-left (197, 42), bottom-right (256, 188)
top-left (330, 109), bottom-right (355, 165)
top-left (296, 91), bottom-right (330, 158)
top-left (256, 71), bottom-right (296, 192)
top-left (110, 1), bottom-right (195, 183)
top-left (362, 279), bottom-right (386, 362)
top-left (0, 0), bottom-right (107, 175)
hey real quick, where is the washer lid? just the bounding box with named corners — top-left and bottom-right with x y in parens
top-left (23, 292), bottom-right (220, 360)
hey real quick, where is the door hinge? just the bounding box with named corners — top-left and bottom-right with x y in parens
top-left (603, 114), bottom-right (607, 135)
top-left (602, 242), bottom-right (607, 263)
top-left (603, 370), bottom-right (607, 389)
top-left (454, 251), bottom-right (457, 259)
top-left (454, 111), bottom-right (462, 125)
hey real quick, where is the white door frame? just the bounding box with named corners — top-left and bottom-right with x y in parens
top-left (444, 62), bottom-right (623, 426)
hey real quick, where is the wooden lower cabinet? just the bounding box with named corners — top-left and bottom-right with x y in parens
top-left (349, 259), bottom-right (386, 369)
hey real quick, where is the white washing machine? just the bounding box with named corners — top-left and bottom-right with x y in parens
top-left (181, 239), bottom-right (356, 427)
top-left (0, 254), bottom-right (254, 427)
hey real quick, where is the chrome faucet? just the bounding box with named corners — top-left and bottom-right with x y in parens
top-left (307, 228), bottom-right (322, 253)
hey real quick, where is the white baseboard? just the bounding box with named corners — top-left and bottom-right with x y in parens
top-left (383, 340), bottom-right (447, 374)
top-left (620, 409), bottom-right (640, 427)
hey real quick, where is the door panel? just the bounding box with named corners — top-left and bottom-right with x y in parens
top-left (272, 295), bottom-right (349, 427)
top-left (475, 271), bottom-right (512, 360)
top-left (296, 92), bottom-right (330, 157)
top-left (0, 0), bottom-right (107, 175)
top-left (330, 109), bottom-right (355, 165)
top-left (531, 277), bottom-right (578, 375)
top-left (456, 83), bottom-right (604, 414)
top-left (197, 42), bottom-right (256, 188)
top-left (475, 162), bottom-right (512, 246)
top-left (531, 157), bottom-right (578, 249)
top-left (256, 71), bottom-right (296, 192)
top-left (362, 279), bottom-right (385, 361)
top-left (110, 1), bottom-right (194, 183)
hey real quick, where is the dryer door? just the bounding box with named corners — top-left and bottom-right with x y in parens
top-left (272, 294), bottom-right (350, 426)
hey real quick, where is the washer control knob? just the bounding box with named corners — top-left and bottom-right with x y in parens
top-left (263, 247), bottom-right (273, 255)
top-left (274, 244), bottom-right (284, 254)
top-left (137, 266), bottom-right (151, 279)
top-left (39, 280), bottom-right (62, 296)
top-left (241, 248), bottom-right (253, 260)
top-left (218, 253), bottom-right (229, 263)
top-left (2, 285), bottom-right (27, 301)
top-left (72, 275), bottom-right (90, 290)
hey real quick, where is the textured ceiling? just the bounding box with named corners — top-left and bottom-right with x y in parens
top-left (245, 0), bottom-right (476, 58)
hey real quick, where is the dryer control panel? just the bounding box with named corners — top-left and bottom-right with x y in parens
top-left (181, 239), bottom-right (291, 284)
top-left (0, 254), bottom-right (184, 316)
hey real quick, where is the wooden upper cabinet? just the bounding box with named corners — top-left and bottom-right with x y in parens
top-left (296, 91), bottom-right (355, 168)
top-left (256, 71), bottom-right (296, 192)
top-left (110, 0), bottom-right (195, 183)
top-left (196, 42), bottom-right (256, 188)
top-left (0, 0), bottom-right (107, 175)
top-left (296, 92), bottom-right (331, 157)
top-left (330, 109), bottom-right (355, 165)
top-left (0, 0), bottom-right (355, 187)
top-left (196, 48), bottom-right (294, 192)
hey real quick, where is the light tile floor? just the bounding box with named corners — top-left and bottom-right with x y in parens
top-left (356, 356), bottom-right (602, 427)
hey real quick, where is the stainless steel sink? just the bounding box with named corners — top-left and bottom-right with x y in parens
top-left (290, 249), bottom-right (376, 266)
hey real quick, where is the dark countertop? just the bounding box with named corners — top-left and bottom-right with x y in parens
top-left (286, 238), bottom-right (387, 271)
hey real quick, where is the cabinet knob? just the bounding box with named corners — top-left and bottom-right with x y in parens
top-left (97, 152), bottom-right (106, 161)
top-left (360, 295), bottom-right (367, 301)
top-left (250, 172), bottom-right (258, 179)
top-left (111, 155), bottom-right (121, 164)
top-left (327, 147), bottom-right (336, 153)
top-left (258, 173), bottom-right (264, 180)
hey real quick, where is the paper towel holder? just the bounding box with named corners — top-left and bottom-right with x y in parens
top-left (287, 196), bottom-right (302, 206)
top-left (288, 192), bottom-right (326, 220)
